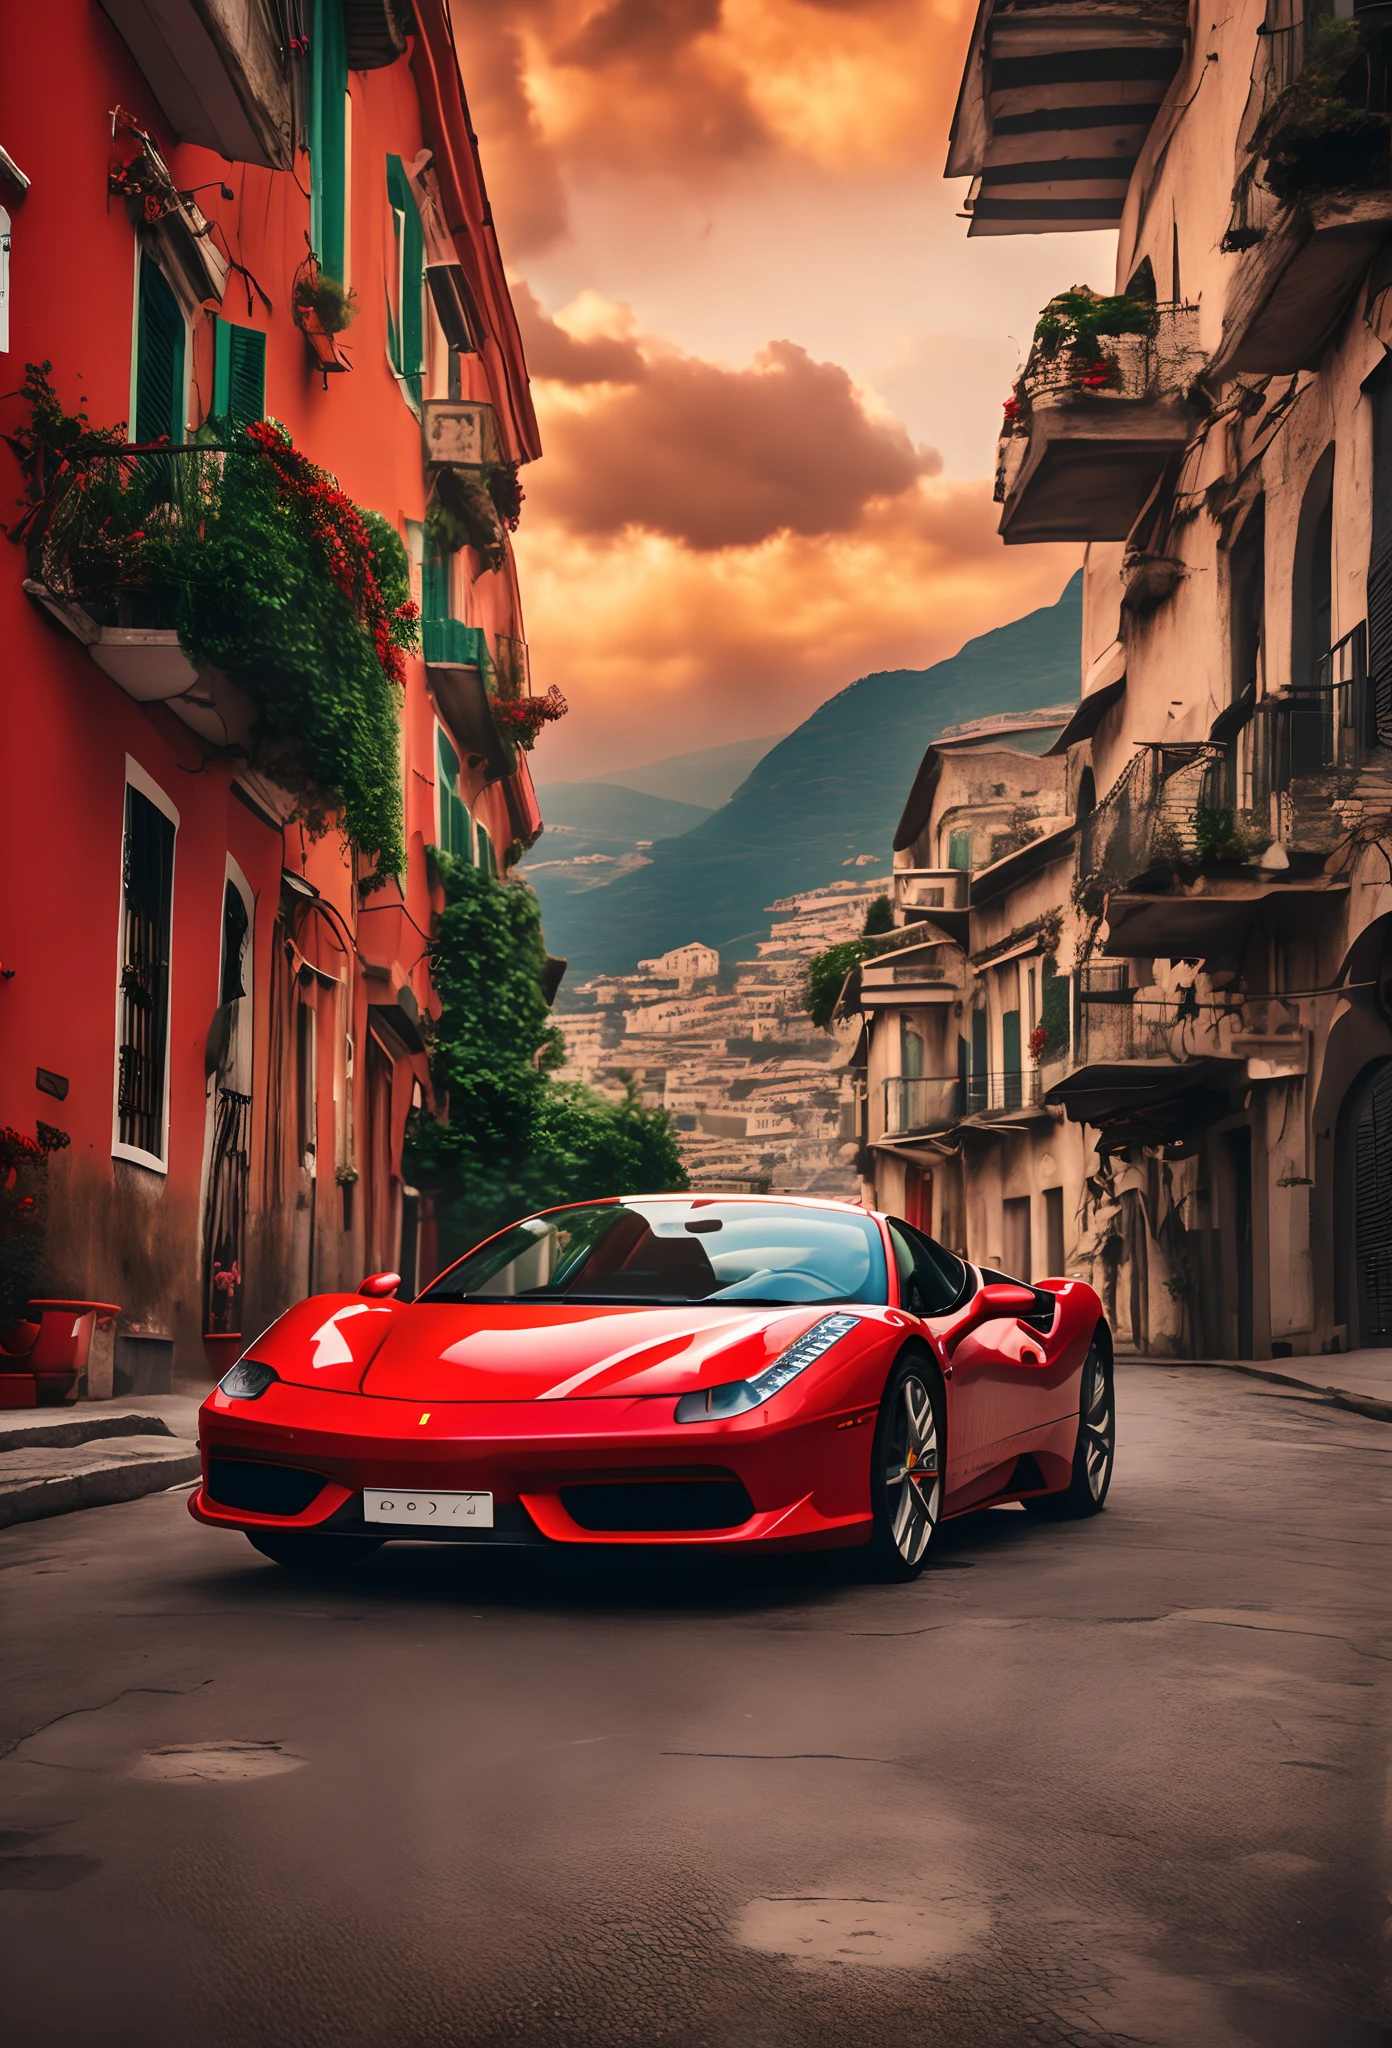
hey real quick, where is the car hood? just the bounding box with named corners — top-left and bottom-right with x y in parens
top-left (250, 1296), bottom-right (839, 1402)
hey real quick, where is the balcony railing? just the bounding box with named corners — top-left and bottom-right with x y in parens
top-left (995, 301), bottom-right (1205, 543)
top-left (1076, 988), bottom-right (1200, 1067)
top-left (1081, 743), bottom-right (1226, 894)
top-left (882, 1077), bottom-right (965, 1135)
top-left (1205, 625), bottom-right (1375, 848)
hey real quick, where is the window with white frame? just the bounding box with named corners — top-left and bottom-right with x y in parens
top-left (114, 765), bottom-right (178, 1167)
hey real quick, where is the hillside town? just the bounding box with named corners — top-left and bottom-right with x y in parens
top-left (554, 880), bottom-right (884, 1195)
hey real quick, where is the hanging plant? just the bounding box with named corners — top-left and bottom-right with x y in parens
top-left (486, 462), bottom-right (524, 532)
top-left (426, 466), bottom-right (506, 574)
top-left (292, 251), bottom-right (359, 336)
top-left (491, 686), bottom-right (567, 752)
top-left (1250, 14), bottom-right (1392, 201)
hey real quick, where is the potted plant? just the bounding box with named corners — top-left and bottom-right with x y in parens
top-left (293, 257), bottom-right (358, 375)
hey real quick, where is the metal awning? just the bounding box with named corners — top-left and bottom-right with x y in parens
top-left (947, 0), bottom-right (1187, 237)
top-left (1046, 674), bottom-right (1126, 755)
top-left (1044, 1055), bottom-right (1242, 1132)
top-left (1102, 880), bottom-right (1350, 958)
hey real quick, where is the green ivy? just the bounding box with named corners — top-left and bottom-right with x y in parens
top-left (8, 375), bottom-right (414, 887)
top-left (406, 854), bottom-right (688, 1262)
top-left (177, 444), bottom-right (408, 886)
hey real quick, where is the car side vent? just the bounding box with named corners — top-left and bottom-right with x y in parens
top-left (206, 1457), bottom-right (326, 1517)
top-left (559, 1479), bottom-right (754, 1533)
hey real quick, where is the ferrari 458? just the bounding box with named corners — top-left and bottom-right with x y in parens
top-left (191, 1194), bottom-right (1115, 1581)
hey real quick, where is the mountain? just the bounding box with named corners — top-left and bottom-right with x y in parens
top-left (534, 782), bottom-right (714, 844)
top-left (601, 735), bottom-right (788, 810)
top-left (534, 574), bottom-right (1083, 980)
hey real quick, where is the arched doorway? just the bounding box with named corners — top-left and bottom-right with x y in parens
top-left (1352, 1060), bottom-right (1392, 1346)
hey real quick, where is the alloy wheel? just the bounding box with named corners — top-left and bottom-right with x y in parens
top-left (882, 1372), bottom-right (941, 1565)
top-left (1082, 1345), bottom-right (1115, 1501)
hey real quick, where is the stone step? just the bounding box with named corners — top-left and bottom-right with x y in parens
top-left (0, 1435), bottom-right (201, 1529)
top-left (0, 1408), bottom-right (176, 1454)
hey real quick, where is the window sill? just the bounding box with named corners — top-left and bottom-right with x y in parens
top-left (112, 1142), bottom-right (169, 1177)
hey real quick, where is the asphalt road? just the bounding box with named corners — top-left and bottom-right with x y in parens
top-left (1, 1364), bottom-right (1388, 2048)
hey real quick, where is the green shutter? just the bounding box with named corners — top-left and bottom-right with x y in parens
top-left (213, 320), bottom-right (266, 423)
top-left (386, 153), bottom-right (424, 407)
top-left (1002, 1010), bottom-right (1021, 1073)
top-left (948, 829), bottom-right (972, 871)
top-left (476, 822), bottom-right (495, 879)
top-left (436, 728), bottom-right (473, 864)
top-left (310, 0), bottom-right (348, 281)
top-left (421, 554), bottom-right (449, 621)
top-left (971, 1009), bottom-right (987, 1079)
top-left (135, 254), bottom-right (185, 444)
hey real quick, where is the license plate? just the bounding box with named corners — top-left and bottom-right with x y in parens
top-left (363, 1489), bottom-right (494, 1528)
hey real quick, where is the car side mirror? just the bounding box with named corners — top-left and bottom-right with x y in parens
top-left (979, 1281), bottom-right (1036, 1315)
top-left (945, 1279), bottom-right (1037, 1353)
top-left (358, 1271), bottom-right (401, 1298)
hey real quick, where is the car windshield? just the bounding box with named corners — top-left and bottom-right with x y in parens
top-left (418, 1199), bottom-right (889, 1307)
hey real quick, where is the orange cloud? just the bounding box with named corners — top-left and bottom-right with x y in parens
top-left (517, 294), bottom-right (937, 549)
top-left (450, 0), bottom-right (976, 253)
top-left (516, 474), bottom-right (1078, 777)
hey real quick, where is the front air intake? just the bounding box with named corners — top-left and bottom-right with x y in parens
top-left (559, 1479), bottom-right (755, 1533)
top-left (206, 1457), bottom-right (326, 1517)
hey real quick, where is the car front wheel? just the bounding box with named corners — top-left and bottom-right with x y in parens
top-left (859, 1353), bottom-right (945, 1582)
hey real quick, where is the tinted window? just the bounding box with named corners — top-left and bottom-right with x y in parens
top-left (421, 1199), bottom-right (890, 1308)
top-left (887, 1221), bottom-right (970, 1317)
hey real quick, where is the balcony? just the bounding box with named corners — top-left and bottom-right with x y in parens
top-left (880, 1076), bottom-right (966, 1139)
top-left (422, 400), bottom-right (501, 472)
top-left (891, 867), bottom-right (970, 942)
top-left (995, 301), bottom-right (1206, 543)
top-left (422, 622), bottom-right (512, 784)
top-left (859, 941), bottom-right (963, 1010)
top-left (948, 0), bottom-right (1188, 236)
top-left (99, 0), bottom-right (294, 169)
top-left (1087, 703), bottom-right (1357, 958)
top-left (1215, 14), bottom-right (1392, 374)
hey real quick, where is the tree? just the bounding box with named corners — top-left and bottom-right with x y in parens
top-left (406, 854), bottom-right (687, 1262)
top-left (802, 897), bottom-right (896, 1031)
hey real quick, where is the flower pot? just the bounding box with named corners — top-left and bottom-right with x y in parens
top-left (202, 1333), bottom-right (244, 1377)
top-left (0, 1372), bottom-right (37, 1409)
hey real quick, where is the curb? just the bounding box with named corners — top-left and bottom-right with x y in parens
top-left (0, 1439), bottom-right (201, 1529)
top-left (1131, 1356), bottom-right (1392, 1425)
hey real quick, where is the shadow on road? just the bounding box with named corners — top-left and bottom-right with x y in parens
top-left (181, 1500), bottom-right (1057, 1619)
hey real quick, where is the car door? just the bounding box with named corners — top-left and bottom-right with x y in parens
top-left (961, 1264), bottom-right (1068, 1456)
top-left (886, 1221), bottom-right (989, 1488)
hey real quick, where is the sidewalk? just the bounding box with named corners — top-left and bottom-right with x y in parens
top-left (0, 1393), bottom-right (203, 1529)
top-left (1137, 1348), bottom-right (1392, 1424)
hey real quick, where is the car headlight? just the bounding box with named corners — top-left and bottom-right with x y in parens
top-left (219, 1359), bottom-right (279, 1401)
top-left (675, 1313), bottom-right (862, 1422)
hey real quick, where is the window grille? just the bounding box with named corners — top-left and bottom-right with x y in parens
top-left (117, 786), bottom-right (175, 1158)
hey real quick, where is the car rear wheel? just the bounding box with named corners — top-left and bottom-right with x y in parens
top-left (245, 1531), bottom-right (384, 1570)
top-left (859, 1353), bottom-right (945, 1582)
top-left (1025, 1331), bottom-right (1114, 1519)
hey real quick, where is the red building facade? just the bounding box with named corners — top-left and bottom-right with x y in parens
top-left (0, 0), bottom-right (545, 1396)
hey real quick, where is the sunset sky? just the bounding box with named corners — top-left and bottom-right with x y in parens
top-left (450, 0), bottom-right (1114, 781)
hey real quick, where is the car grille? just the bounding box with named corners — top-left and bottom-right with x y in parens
top-left (206, 1457), bottom-right (326, 1517)
top-left (559, 1479), bottom-right (755, 1533)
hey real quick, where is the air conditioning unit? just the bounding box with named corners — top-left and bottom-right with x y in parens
top-left (422, 399), bottom-right (500, 470)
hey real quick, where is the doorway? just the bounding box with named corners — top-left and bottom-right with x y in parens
top-left (1003, 1196), bottom-right (1031, 1281)
top-left (1354, 1061), bottom-right (1392, 1345)
top-left (1223, 1128), bottom-right (1254, 1358)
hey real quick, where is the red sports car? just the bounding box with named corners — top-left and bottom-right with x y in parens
top-left (191, 1195), bottom-right (1115, 1581)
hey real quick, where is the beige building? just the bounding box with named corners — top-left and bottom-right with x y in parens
top-left (907, 0), bottom-right (1392, 1357)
